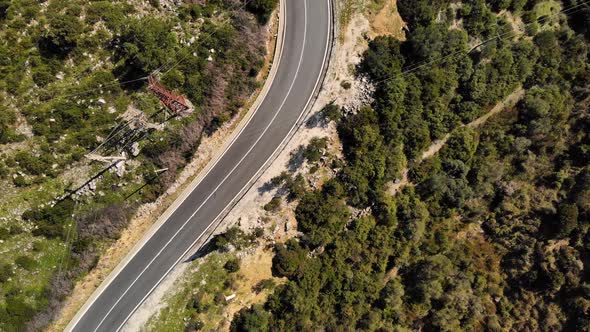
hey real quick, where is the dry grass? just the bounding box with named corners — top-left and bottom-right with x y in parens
top-left (219, 247), bottom-right (285, 330)
top-left (368, 0), bottom-right (406, 40)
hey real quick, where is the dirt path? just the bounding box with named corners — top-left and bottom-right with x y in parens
top-left (387, 88), bottom-right (524, 195)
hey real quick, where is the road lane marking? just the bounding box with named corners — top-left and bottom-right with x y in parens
top-left (93, 1), bottom-right (310, 331)
top-left (112, 1), bottom-right (334, 330)
top-left (66, 2), bottom-right (289, 331)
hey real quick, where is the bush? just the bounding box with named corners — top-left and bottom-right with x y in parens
top-left (39, 11), bottom-right (83, 56)
top-left (252, 279), bottom-right (275, 293)
top-left (0, 227), bottom-right (9, 240)
top-left (230, 304), bottom-right (271, 332)
top-left (246, 0), bottom-right (278, 24)
top-left (3, 296), bottom-right (34, 331)
top-left (304, 137), bottom-right (328, 163)
top-left (23, 199), bottom-right (75, 239)
top-left (15, 255), bottom-right (37, 271)
top-left (224, 258), bottom-right (241, 273)
top-left (321, 103), bottom-right (341, 122)
top-left (12, 175), bottom-right (30, 187)
top-left (0, 263), bottom-right (13, 282)
top-left (211, 227), bottom-right (247, 250)
top-left (285, 174), bottom-right (307, 200)
top-left (263, 197), bottom-right (282, 212)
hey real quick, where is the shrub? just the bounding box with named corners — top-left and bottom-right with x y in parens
top-left (185, 319), bottom-right (204, 332)
top-left (224, 258), bottom-right (240, 273)
top-left (285, 174), bottom-right (307, 200)
top-left (321, 103), bottom-right (341, 122)
top-left (188, 292), bottom-right (208, 313)
top-left (14, 150), bottom-right (49, 175)
top-left (4, 296), bottom-right (34, 331)
top-left (23, 198), bottom-right (75, 239)
top-left (0, 0), bottom-right (9, 19)
top-left (39, 11), bottom-right (83, 56)
top-left (263, 197), bottom-right (282, 212)
top-left (15, 255), bottom-right (36, 271)
top-left (304, 137), bottom-right (328, 163)
top-left (0, 227), bottom-right (9, 240)
top-left (252, 279), bottom-right (275, 293)
top-left (230, 304), bottom-right (271, 332)
top-left (0, 263), bottom-right (13, 282)
top-left (557, 203), bottom-right (579, 237)
top-left (13, 175), bottom-right (30, 187)
top-left (246, 0), bottom-right (278, 24)
top-left (211, 227), bottom-right (247, 250)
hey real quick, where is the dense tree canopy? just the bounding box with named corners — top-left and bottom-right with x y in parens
top-left (231, 0), bottom-right (590, 330)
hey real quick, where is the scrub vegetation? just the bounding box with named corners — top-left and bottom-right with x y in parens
top-left (228, 0), bottom-right (590, 330)
top-left (0, 0), bottom-right (276, 330)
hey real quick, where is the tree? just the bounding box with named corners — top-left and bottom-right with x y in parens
top-left (461, 0), bottom-right (498, 38)
top-left (304, 137), bottom-right (328, 163)
top-left (115, 18), bottom-right (176, 76)
top-left (361, 36), bottom-right (404, 81)
top-left (557, 203), bottom-right (579, 238)
top-left (321, 103), bottom-right (341, 122)
top-left (404, 255), bottom-right (455, 309)
top-left (295, 190), bottom-right (349, 240)
top-left (272, 240), bottom-right (307, 279)
top-left (231, 304), bottom-right (271, 332)
top-left (379, 279), bottom-right (406, 323)
top-left (39, 12), bottom-right (83, 56)
top-left (246, 0), bottom-right (278, 24)
top-left (397, 0), bottom-right (447, 29)
top-left (564, 0), bottom-right (590, 39)
top-left (441, 127), bottom-right (479, 164)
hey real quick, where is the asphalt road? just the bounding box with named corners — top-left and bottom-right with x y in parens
top-left (68, 0), bottom-right (332, 331)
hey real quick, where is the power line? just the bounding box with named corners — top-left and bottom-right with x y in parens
top-left (373, 0), bottom-right (590, 85)
top-left (55, 76), bottom-right (149, 101)
top-left (43, 0), bottom-right (258, 101)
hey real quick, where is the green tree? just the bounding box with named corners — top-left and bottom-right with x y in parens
top-left (557, 203), bottom-right (578, 238)
top-left (115, 18), bottom-right (176, 76)
top-left (246, 0), bottom-right (278, 24)
top-left (231, 304), bottom-right (270, 331)
top-left (39, 11), bottom-right (83, 55)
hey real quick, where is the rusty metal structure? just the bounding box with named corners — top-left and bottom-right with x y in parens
top-left (148, 75), bottom-right (192, 117)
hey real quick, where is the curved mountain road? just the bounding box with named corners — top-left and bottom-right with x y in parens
top-left (67, 0), bottom-right (332, 331)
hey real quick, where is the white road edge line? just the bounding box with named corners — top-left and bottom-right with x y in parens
top-left (96, 0), bottom-right (312, 330)
top-left (65, 1), bottom-right (288, 331)
top-left (113, 0), bottom-right (333, 330)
